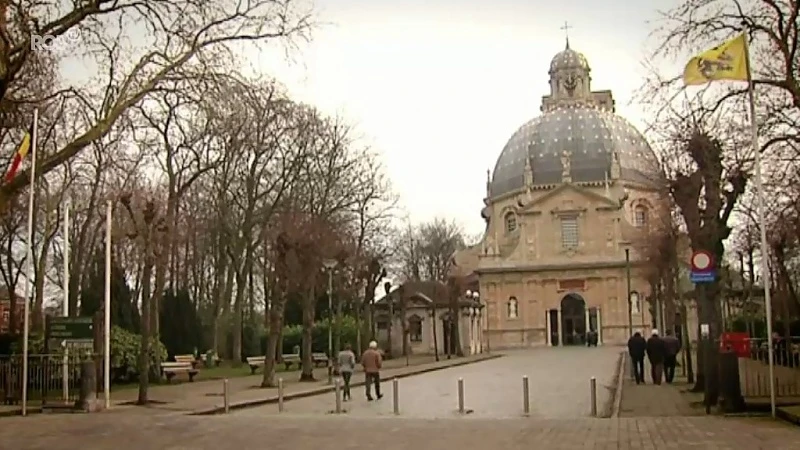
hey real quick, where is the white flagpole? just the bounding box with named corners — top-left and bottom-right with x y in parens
top-left (62, 198), bottom-right (70, 402)
top-left (21, 108), bottom-right (39, 416)
top-left (104, 199), bottom-right (112, 409)
top-left (744, 34), bottom-right (776, 418)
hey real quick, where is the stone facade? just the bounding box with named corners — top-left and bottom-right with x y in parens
top-left (374, 281), bottom-right (485, 357)
top-left (452, 41), bottom-right (666, 348)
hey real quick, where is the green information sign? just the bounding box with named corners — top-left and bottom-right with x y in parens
top-left (46, 316), bottom-right (94, 341)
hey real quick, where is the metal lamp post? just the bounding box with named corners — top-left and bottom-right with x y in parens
top-left (625, 248), bottom-right (632, 337)
top-left (322, 259), bottom-right (337, 384)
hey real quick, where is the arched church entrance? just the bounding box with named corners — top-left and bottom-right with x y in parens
top-left (561, 293), bottom-right (586, 346)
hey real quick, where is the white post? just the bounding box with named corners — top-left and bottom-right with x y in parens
top-left (62, 199), bottom-right (70, 403)
top-left (103, 200), bottom-right (112, 409)
top-left (477, 311), bottom-right (483, 353)
top-left (744, 37), bottom-right (776, 418)
top-left (584, 308), bottom-right (590, 341)
top-left (545, 310), bottom-right (552, 346)
top-left (597, 308), bottom-right (603, 345)
top-left (469, 313), bottom-right (475, 355)
top-left (21, 108), bottom-right (39, 417)
top-left (556, 309), bottom-right (563, 346)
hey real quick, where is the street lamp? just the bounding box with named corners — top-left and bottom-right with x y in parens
top-left (466, 290), bottom-right (480, 354)
top-left (625, 248), bottom-right (632, 337)
top-left (322, 258), bottom-right (337, 384)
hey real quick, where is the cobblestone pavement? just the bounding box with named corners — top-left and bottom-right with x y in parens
top-left (238, 346), bottom-right (623, 419)
top-left (1, 354), bottom-right (494, 416)
top-left (619, 353), bottom-right (704, 417)
top-left (2, 412), bottom-right (800, 449)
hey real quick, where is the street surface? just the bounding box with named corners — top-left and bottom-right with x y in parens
top-left (238, 346), bottom-right (622, 418)
top-left (1, 412), bottom-right (800, 449)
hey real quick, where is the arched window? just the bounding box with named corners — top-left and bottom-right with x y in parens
top-left (633, 205), bottom-right (648, 227)
top-left (507, 297), bottom-right (519, 319)
top-left (505, 212), bottom-right (517, 233)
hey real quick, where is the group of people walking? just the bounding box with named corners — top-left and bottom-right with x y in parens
top-left (627, 329), bottom-right (681, 385)
top-left (336, 341), bottom-right (384, 401)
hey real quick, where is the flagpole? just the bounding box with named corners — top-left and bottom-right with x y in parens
top-left (744, 33), bottom-right (776, 418)
top-left (62, 198), bottom-right (70, 403)
top-left (21, 108), bottom-right (39, 417)
top-left (104, 199), bottom-right (111, 409)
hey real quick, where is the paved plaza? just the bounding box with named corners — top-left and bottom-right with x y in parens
top-left (3, 348), bottom-right (800, 449)
top-left (238, 346), bottom-right (622, 418)
top-left (2, 412), bottom-right (800, 449)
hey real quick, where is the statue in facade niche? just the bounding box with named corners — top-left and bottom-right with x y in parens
top-left (561, 150), bottom-right (572, 181)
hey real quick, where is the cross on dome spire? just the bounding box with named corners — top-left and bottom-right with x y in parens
top-left (560, 21), bottom-right (573, 49)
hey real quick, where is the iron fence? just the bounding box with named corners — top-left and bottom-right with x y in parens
top-left (0, 353), bottom-right (93, 408)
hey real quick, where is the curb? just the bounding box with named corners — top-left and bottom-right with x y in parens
top-left (192, 353), bottom-right (504, 415)
top-left (610, 351), bottom-right (626, 418)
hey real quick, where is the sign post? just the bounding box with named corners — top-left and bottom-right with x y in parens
top-left (46, 316), bottom-right (94, 342)
top-left (690, 250), bottom-right (715, 414)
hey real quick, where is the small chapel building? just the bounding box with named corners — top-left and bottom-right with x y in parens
top-left (452, 39), bottom-right (665, 348)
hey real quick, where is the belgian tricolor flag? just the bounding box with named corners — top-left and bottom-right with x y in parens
top-left (5, 127), bottom-right (32, 183)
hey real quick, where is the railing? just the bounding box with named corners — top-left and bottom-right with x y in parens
top-left (737, 338), bottom-right (800, 399)
top-left (0, 354), bottom-right (91, 407)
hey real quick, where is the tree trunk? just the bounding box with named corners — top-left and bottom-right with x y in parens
top-left (137, 261), bottom-right (153, 405)
top-left (261, 294), bottom-right (284, 387)
top-left (232, 267), bottom-right (247, 365)
top-left (299, 287), bottom-right (316, 381)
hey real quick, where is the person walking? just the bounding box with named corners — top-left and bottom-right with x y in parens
top-left (662, 330), bottom-right (681, 384)
top-left (337, 343), bottom-right (356, 401)
top-left (361, 341), bottom-right (383, 401)
top-left (627, 331), bottom-right (647, 384)
top-left (646, 329), bottom-right (666, 385)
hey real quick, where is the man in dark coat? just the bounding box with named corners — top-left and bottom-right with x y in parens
top-left (627, 331), bottom-right (647, 384)
top-left (646, 329), bottom-right (667, 385)
top-left (662, 330), bottom-right (681, 383)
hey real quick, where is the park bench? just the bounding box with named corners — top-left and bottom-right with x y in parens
top-left (174, 354), bottom-right (199, 368)
top-left (281, 353), bottom-right (301, 370)
top-left (246, 356), bottom-right (265, 374)
top-left (312, 353), bottom-right (329, 367)
top-left (161, 361), bottom-right (199, 383)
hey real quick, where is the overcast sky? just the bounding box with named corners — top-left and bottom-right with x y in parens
top-left (247, 0), bottom-right (683, 236)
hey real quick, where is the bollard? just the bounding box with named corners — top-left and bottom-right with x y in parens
top-left (223, 378), bottom-right (230, 414)
top-left (522, 375), bottom-right (530, 416)
top-left (278, 378), bottom-right (285, 413)
top-left (393, 378), bottom-right (400, 415)
top-left (334, 377), bottom-right (343, 413)
top-left (590, 377), bottom-right (597, 417)
top-left (457, 377), bottom-right (465, 414)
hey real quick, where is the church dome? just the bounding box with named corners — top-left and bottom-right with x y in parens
top-left (549, 42), bottom-right (590, 73)
top-left (489, 105), bottom-right (659, 197)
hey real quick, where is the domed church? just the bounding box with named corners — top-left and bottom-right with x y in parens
top-left (453, 40), bottom-right (663, 347)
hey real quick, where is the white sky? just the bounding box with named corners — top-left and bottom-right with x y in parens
top-left (246, 0), bottom-right (683, 236)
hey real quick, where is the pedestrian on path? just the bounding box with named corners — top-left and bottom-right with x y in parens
top-left (361, 341), bottom-right (383, 401)
top-left (662, 330), bottom-right (681, 384)
top-left (337, 343), bottom-right (356, 401)
top-left (646, 329), bottom-right (666, 385)
top-left (627, 331), bottom-right (646, 384)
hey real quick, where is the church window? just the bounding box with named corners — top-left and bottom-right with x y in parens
top-left (505, 212), bottom-right (517, 233)
top-left (507, 297), bottom-right (519, 319)
top-left (560, 216), bottom-right (579, 249)
top-left (634, 206), bottom-right (648, 227)
top-left (409, 316), bottom-right (423, 342)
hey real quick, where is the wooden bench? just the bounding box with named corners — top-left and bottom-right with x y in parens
top-left (281, 353), bottom-right (301, 370)
top-left (174, 354), bottom-right (198, 368)
top-left (246, 356), bottom-right (265, 374)
top-left (161, 361), bottom-right (199, 383)
top-left (312, 353), bottom-right (329, 367)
